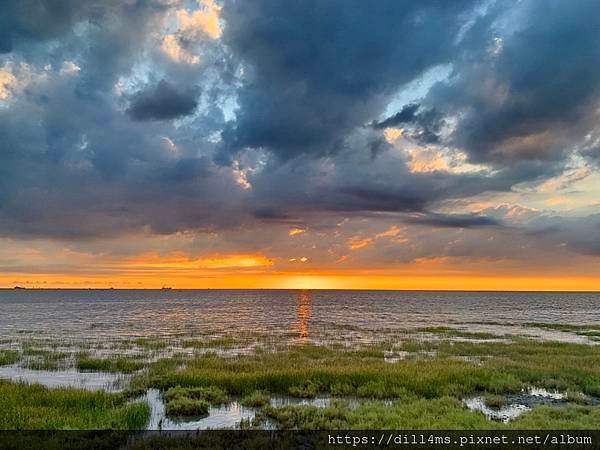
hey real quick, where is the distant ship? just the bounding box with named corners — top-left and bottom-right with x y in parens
top-left (13, 286), bottom-right (26, 290)
top-left (161, 286), bottom-right (173, 290)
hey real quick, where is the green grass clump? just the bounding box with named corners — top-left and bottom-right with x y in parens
top-left (164, 385), bottom-right (227, 405)
top-left (21, 350), bottom-right (70, 371)
top-left (288, 383), bottom-right (318, 398)
top-left (262, 402), bottom-right (348, 429)
top-left (163, 385), bottom-right (227, 417)
top-left (182, 336), bottom-right (241, 350)
top-left (241, 391), bottom-right (271, 407)
top-left (513, 405), bottom-right (600, 429)
top-left (132, 338), bottom-right (169, 351)
top-left (565, 391), bottom-right (591, 405)
top-left (77, 356), bottom-right (145, 373)
top-left (0, 380), bottom-right (149, 429)
top-left (165, 397), bottom-right (210, 417)
top-left (0, 350), bottom-right (20, 366)
top-left (330, 382), bottom-right (355, 396)
top-left (348, 397), bottom-right (492, 429)
top-left (356, 381), bottom-right (407, 399)
top-left (578, 330), bottom-right (600, 338)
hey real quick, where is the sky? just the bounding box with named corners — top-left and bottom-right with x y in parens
top-left (0, 0), bottom-right (599, 290)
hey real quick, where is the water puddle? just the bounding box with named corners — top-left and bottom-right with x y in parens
top-left (145, 389), bottom-right (257, 430)
top-left (0, 365), bottom-right (128, 391)
top-left (528, 387), bottom-right (565, 400)
top-left (463, 387), bottom-right (572, 423)
top-left (463, 397), bottom-right (529, 422)
top-left (270, 396), bottom-right (331, 408)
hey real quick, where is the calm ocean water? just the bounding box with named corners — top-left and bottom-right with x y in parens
top-left (1, 289), bottom-right (599, 343)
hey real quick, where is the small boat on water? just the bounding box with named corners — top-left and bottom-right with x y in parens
top-left (13, 286), bottom-right (26, 290)
top-left (161, 286), bottom-right (173, 290)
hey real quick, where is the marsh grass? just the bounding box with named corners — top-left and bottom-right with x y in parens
top-left (260, 396), bottom-right (600, 430)
top-left (525, 323), bottom-right (600, 332)
top-left (417, 327), bottom-right (500, 340)
top-left (241, 390), bottom-right (271, 407)
top-left (21, 350), bottom-right (71, 371)
top-left (256, 397), bottom-right (494, 429)
top-left (143, 346), bottom-right (520, 399)
top-left (0, 350), bottom-right (20, 366)
top-left (0, 380), bottom-right (149, 429)
top-left (140, 339), bottom-right (600, 405)
top-left (166, 397), bottom-right (210, 417)
top-left (4, 330), bottom-right (600, 430)
top-left (164, 385), bottom-right (227, 417)
top-left (525, 323), bottom-right (600, 339)
top-left (164, 386), bottom-right (227, 404)
top-left (132, 338), bottom-right (170, 351)
top-left (288, 382), bottom-right (318, 398)
top-left (77, 355), bottom-right (145, 373)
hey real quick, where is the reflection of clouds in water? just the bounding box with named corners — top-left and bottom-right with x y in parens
top-left (297, 290), bottom-right (312, 341)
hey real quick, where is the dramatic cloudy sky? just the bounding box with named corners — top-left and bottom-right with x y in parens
top-left (1, 0), bottom-right (599, 289)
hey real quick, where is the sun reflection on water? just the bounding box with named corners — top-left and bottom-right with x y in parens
top-left (296, 290), bottom-right (312, 342)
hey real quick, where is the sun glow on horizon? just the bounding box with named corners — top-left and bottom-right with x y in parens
top-left (2, 271), bottom-right (599, 292)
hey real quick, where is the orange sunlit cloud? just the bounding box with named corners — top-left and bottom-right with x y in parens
top-left (122, 252), bottom-right (273, 270)
top-left (383, 127), bottom-right (404, 142)
top-left (348, 236), bottom-right (373, 250)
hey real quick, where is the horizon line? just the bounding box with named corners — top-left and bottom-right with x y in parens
top-left (1, 287), bottom-right (599, 293)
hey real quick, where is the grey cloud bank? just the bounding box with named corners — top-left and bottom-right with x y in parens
top-left (0, 0), bottom-right (598, 266)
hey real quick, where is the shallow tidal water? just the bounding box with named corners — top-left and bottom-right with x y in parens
top-left (1, 289), bottom-right (599, 344)
top-left (1, 289), bottom-right (599, 429)
top-left (0, 365), bottom-right (127, 391)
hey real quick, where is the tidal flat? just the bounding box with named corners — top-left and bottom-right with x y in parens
top-left (1, 289), bottom-right (600, 430)
top-left (1, 328), bottom-right (600, 429)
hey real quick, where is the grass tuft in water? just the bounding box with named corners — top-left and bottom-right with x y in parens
top-left (288, 382), bottom-right (318, 398)
top-left (241, 390), bottom-right (271, 407)
top-left (77, 355), bottom-right (145, 373)
top-left (163, 385), bottom-right (227, 417)
top-left (165, 397), bottom-right (210, 417)
top-left (0, 350), bottom-right (20, 366)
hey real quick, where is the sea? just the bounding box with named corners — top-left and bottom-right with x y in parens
top-left (1, 289), bottom-right (599, 344)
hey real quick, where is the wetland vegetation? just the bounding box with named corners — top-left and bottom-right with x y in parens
top-left (1, 322), bottom-right (600, 430)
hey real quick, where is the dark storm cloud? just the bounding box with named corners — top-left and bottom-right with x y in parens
top-left (0, 0), bottom-right (95, 53)
top-left (218, 0), bottom-right (479, 162)
top-left (0, 0), bottom-right (169, 55)
top-left (242, 146), bottom-right (550, 226)
top-left (425, 0), bottom-right (600, 167)
top-left (404, 213), bottom-right (501, 228)
top-left (0, 0), bottom-right (598, 267)
top-left (127, 80), bottom-right (200, 121)
top-left (373, 104), bottom-right (420, 129)
top-left (0, 0), bottom-right (231, 239)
